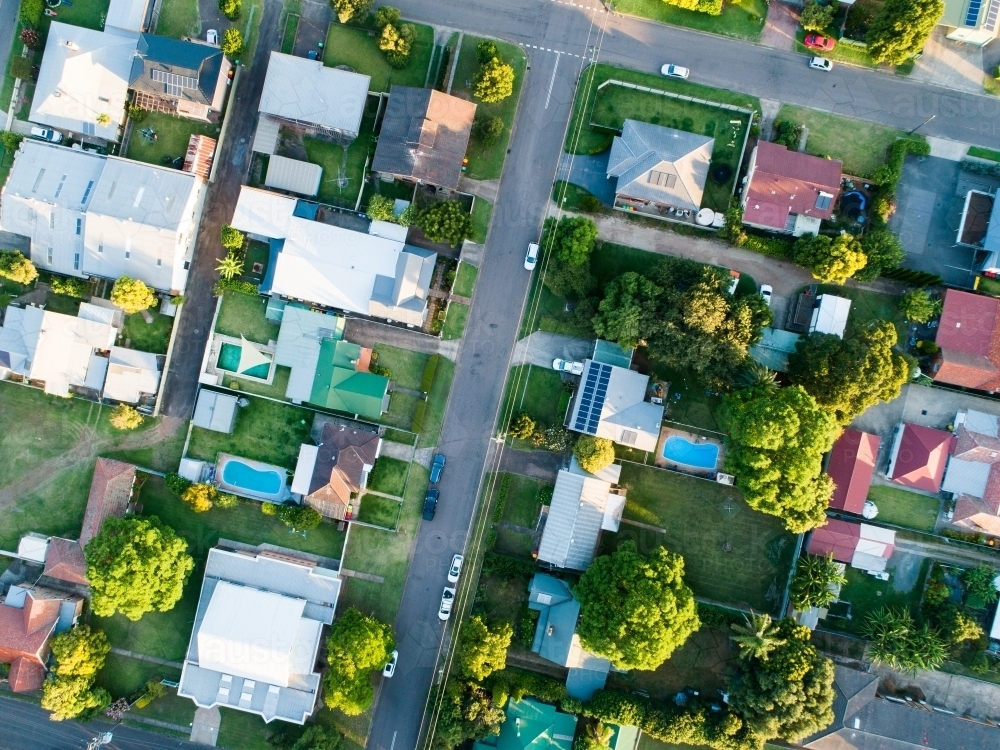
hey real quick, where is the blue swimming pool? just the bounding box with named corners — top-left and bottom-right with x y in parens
top-left (663, 436), bottom-right (719, 470)
top-left (222, 459), bottom-right (283, 495)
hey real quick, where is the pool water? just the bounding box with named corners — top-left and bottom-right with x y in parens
top-left (217, 342), bottom-right (271, 379)
top-left (663, 436), bottom-right (719, 470)
top-left (222, 460), bottom-right (283, 495)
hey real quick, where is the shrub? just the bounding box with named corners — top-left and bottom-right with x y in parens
top-left (373, 5), bottom-right (400, 27)
top-left (742, 233), bottom-right (794, 258)
top-left (127, 103), bottom-right (147, 123)
top-left (221, 27), bottom-right (244, 59)
top-left (472, 115), bottom-right (505, 146)
top-left (367, 194), bottom-right (396, 221)
top-left (19, 27), bottom-right (40, 47)
top-left (475, 57), bottom-right (515, 104)
top-left (420, 354), bottom-right (440, 392)
top-left (800, 0), bottom-right (836, 31)
top-left (18, 0), bottom-right (43, 28)
top-left (476, 40), bottom-right (499, 64)
top-left (379, 23), bottom-right (415, 67)
top-left (899, 288), bottom-right (941, 323)
top-left (261, 501), bottom-right (278, 516)
top-left (182, 483), bottom-right (217, 513)
top-left (10, 55), bottom-right (33, 82)
top-left (220, 224), bottom-right (246, 252)
top-left (1, 131), bottom-right (23, 152)
top-left (278, 504), bottom-right (323, 529)
top-left (0, 249), bottom-right (38, 284)
top-left (219, 0), bottom-right (241, 18)
top-left (773, 120), bottom-right (803, 149)
top-left (213, 278), bottom-right (259, 296)
top-left (165, 473), bottom-right (192, 495)
top-left (416, 201), bottom-right (472, 247)
top-left (111, 276), bottom-right (156, 314)
top-left (509, 412), bottom-right (536, 440)
top-left (215, 493), bottom-right (240, 509)
top-left (573, 436), bottom-right (616, 474)
top-left (579, 195), bottom-right (602, 213)
top-left (481, 551), bottom-right (536, 578)
top-left (109, 404), bottom-right (144, 431)
top-left (491, 474), bottom-right (511, 524)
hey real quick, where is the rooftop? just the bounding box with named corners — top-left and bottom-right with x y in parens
top-left (566, 360), bottom-right (663, 452)
top-left (130, 34), bottom-right (228, 111)
top-left (887, 422), bottom-right (955, 492)
top-left (80, 458), bottom-right (135, 546)
top-left (292, 422), bottom-right (381, 520)
top-left (806, 519), bottom-right (895, 573)
top-left (827, 429), bottom-right (880, 515)
top-left (933, 289), bottom-right (1000, 391)
top-left (743, 141), bottom-right (842, 231)
top-left (473, 698), bottom-right (578, 750)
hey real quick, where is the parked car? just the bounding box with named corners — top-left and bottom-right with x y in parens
top-left (30, 127), bottom-right (62, 143)
top-left (809, 57), bottom-right (833, 72)
top-left (759, 284), bottom-right (773, 307)
top-left (439, 587), bottom-right (456, 621)
top-left (660, 63), bottom-right (690, 79)
top-left (552, 358), bottom-right (584, 375)
top-left (524, 243), bottom-right (539, 270)
top-left (422, 489), bottom-right (440, 521)
top-left (803, 34), bottom-right (836, 51)
top-left (430, 454), bottom-right (446, 484)
top-left (448, 554), bottom-right (464, 583)
top-left (382, 650), bottom-right (398, 678)
top-left (206, 29), bottom-right (219, 45)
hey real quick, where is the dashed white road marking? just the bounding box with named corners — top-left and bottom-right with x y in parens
top-left (549, 0), bottom-right (606, 9)
top-left (518, 42), bottom-right (584, 58)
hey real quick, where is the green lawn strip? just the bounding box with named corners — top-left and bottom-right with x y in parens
top-left (384, 427), bottom-right (417, 445)
top-left (94, 652), bottom-right (182, 701)
top-left (450, 36), bottom-right (527, 180)
top-left (645, 362), bottom-right (723, 432)
top-left (501, 474), bottom-right (546, 528)
top-left (369, 456), bottom-right (409, 496)
top-left (125, 111), bottom-right (220, 167)
top-left (304, 107), bottom-right (376, 208)
top-left (130, 690), bottom-right (197, 728)
top-left (614, 463), bottom-right (796, 611)
top-left (380, 391), bottom-right (421, 430)
top-left (794, 29), bottom-right (877, 69)
top-left (40, 293), bottom-right (81, 316)
top-left (552, 180), bottom-right (605, 212)
top-left (186, 396), bottom-right (313, 468)
top-left (323, 22), bottom-right (434, 92)
top-left (494, 527), bottom-right (536, 558)
top-left (536, 284), bottom-right (593, 338)
top-left (979, 276), bottom-right (1000, 297)
top-left (501, 364), bottom-right (567, 431)
top-left (222, 365), bottom-right (292, 400)
top-left (280, 13), bottom-right (299, 54)
top-left (373, 343), bottom-right (428, 390)
top-left (218, 707), bottom-right (272, 750)
top-left (470, 199), bottom-right (493, 244)
top-left (814, 283), bottom-right (905, 341)
top-left (417, 357), bottom-right (455, 449)
top-left (612, 0), bottom-right (767, 40)
top-left (356, 493), bottom-right (401, 527)
top-left (969, 146), bottom-right (1000, 162)
top-left (122, 310), bottom-right (174, 354)
top-left (0, 462), bottom-right (94, 551)
top-left (155, 0), bottom-right (201, 38)
top-left (828, 559), bottom-right (931, 636)
top-left (214, 292), bottom-right (279, 344)
top-left (242, 0), bottom-right (265, 66)
top-left (0, 21), bottom-right (26, 116)
top-left (866, 485), bottom-right (940, 533)
top-left (453, 262), bottom-right (479, 298)
top-left (442, 302), bottom-right (469, 340)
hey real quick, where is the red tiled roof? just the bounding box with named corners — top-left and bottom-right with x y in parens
top-left (952, 494), bottom-right (1000, 536)
top-left (8, 656), bottom-right (46, 693)
top-left (806, 518), bottom-right (861, 563)
top-left (43, 538), bottom-right (88, 586)
top-left (0, 595), bottom-right (57, 666)
top-left (933, 290), bottom-right (1000, 391)
top-left (743, 141), bottom-right (842, 230)
top-left (889, 424), bottom-right (955, 492)
top-left (79, 458), bottom-right (135, 546)
top-left (828, 429), bottom-right (881, 514)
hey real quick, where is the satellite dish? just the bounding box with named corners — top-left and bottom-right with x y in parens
top-left (862, 501), bottom-right (878, 519)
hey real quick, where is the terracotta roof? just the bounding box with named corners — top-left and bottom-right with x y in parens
top-left (42, 538), bottom-right (88, 586)
top-left (743, 141), bottom-right (842, 230)
top-left (806, 518), bottom-right (861, 563)
top-left (0, 593), bottom-right (59, 669)
top-left (933, 290), bottom-right (1000, 391)
top-left (304, 423), bottom-right (381, 520)
top-left (182, 134), bottom-right (217, 180)
top-left (953, 494), bottom-right (1000, 536)
top-left (827, 429), bottom-right (880, 514)
top-left (889, 424), bottom-right (955, 492)
top-left (79, 458), bottom-right (135, 546)
top-left (8, 656), bottom-right (46, 693)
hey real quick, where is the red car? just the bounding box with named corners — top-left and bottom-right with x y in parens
top-left (804, 34), bottom-right (836, 51)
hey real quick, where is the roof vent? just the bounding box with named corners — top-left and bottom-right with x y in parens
top-left (956, 322), bottom-right (962, 328)
top-left (65, 41), bottom-right (79, 51)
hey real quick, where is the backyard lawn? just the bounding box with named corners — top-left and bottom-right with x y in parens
top-left (453, 262), bottom-right (478, 298)
top-left (155, 0), bottom-right (200, 38)
top-left (442, 302), bottom-right (469, 340)
top-left (501, 474), bottom-right (548, 528)
top-left (95, 652), bottom-right (182, 701)
top-left (471, 199), bottom-right (493, 244)
top-left (826, 558), bottom-right (931, 636)
top-left (867, 484), bottom-right (940, 533)
top-left (303, 108), bottom-right (377, 208)
top-left (373, 343), bottom-right (429, 390)
top-left (369, 456), bottom-right (410, 497)
top-left (815, 284), bottom-right (906, 341)
top-left (613, 0), bottom-right (768, 40)
top-left (125, 111), bottom-right (221, 168)
top-left (323, 22), bottom-right (435, 92)
top-left (122, 309), bottom-right (174, 354)
top-left (214, 292), bottom-right (279, 344)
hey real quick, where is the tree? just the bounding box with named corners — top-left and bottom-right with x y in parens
top-left (866, 0), bottom-right (943, 65)
top-left (963, 565), bottom-right (999, 604)
top-left (545, 257), bottom-right (595, 300)
top-left (899, 288), bottom-right (941, 323)
top-left (367, 194), bottom-right (395, 221)
top-left (790, 554), bottom-right (847, 611)
top-left (373, 4), bottom-right (400, 26)
top-left (181, 483), bottom-right (216, 513)
top-left (221, 224), bottom-right (245, 252)
top-left (109, 403), bottom-right (144, 431)
top-left (219, 0), bottom-right (241, 19)
top-left (19, 27), bottom-right (39, 47)
top-left (416, 201), bottom-right (472, 247)
top-left (476, 40), bottom-right (499, 64)
top-left (0, 249), bottom-right (37, 284)
top-left (735, 360), bottom-right (777, 390)
top-left (50, 275), bottom-right (88, 297)
top-left (458, 616), bottom-right (512, 681)
top-left (110, 276), bottom-right (156, 314)
top-left (575, 721), bottom-right (614, 750)
top-left (576, 541), bottom-right (700, 671)
top-left (721, 385), bottom-right (838, 533)
top-left (322, 608), bottom-right (395, 715)
top-left (1, 130), bottom-right (23, 152)
top-left (278, 504), bottom-right (323, 530)
top-left (862, 607), bottom-right (947, 673)
top-left (717, 204), bottom-right (746, 246)
top-left (730, 612), bottom-right (786, 662)
top-left (472, 115), bottom-right (505, 146)
top-left (292, 726), bottom-right (342, 750)
top-left (573, 436), bottom-right (616, 475)
top-left (592, 272), bottom-right (663, 349)
top-left (474, 57), bottom-right (515, 103)
top-left (853, 228), bottom-right (904, 281)
top-left (800, 0), bottom-right (835, 31)
top-left (42, 676), bottom-right (111, 721)
top-left (42, 626), bottom-right (112, 721)
top-left (434, 680), bottom-right (506, 750)
top-left (509, 412), bottom-right (536, 440)
top-left (331, 0), bottom-right (373, 23)
top-left (221, 27), bottom-right (244, 59)
top-left (217, 251), bottom-right (245, 280)
top-left (84, 516), bottom-right (194, 620)
top-left (18, 0), bottom-right (43, 28)
top-left (379, 23), bottom-right (415, 67)
top-left (938, 607), bottom-right (984, 645)
top-left (554, 216), bottom-right (599, 265)
top-left (792, 233), bottom-right (867, 285)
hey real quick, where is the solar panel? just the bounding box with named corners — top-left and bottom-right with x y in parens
top-left (985, 0), bottom-right (999, 31)
top-left (573, 362), bottom-right (611, 434)
top-left (815, 192), bottom-right (833, 210)
top-left (151, 69), bottom-right (198, 95)
top-left (966, 0), bottom-right (983, 26)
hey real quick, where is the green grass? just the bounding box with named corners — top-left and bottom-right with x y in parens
top-left (130, 690), bottom-right (197, 729)
top-left (979, 276), bottom-right (1000, 297)
top-left (417, 357), bottom-right (455, 449)
top-left (380, 391), bottom-right (421, 430)
top-left (186, 395), bottom-right (313, 468)
top-left (502, 364), bottom-right (567, 432)
top-left (471, 199), bottom-right (493, 244)
top-left (281, 12), bottom-right (300, 55)
top-left (985, 74), bottom-right (1000, 97)
top-left (323, 22), bottom-right (435, 92)
top-left (866, 485), bottom-right (940, 533)
top-left (95, 652), bottom-right (182, 700)
top-left (218, 707), bottom-right (272, 750)
top-left (794, 29), bottom-right (877, 69)
top-left (815, 283), bottom-right (905, 341)
top-left (475, 573), bottom-right (530, 627)
top-left (553, 180), bottom-right (606, 212)
top-left (828, 559), bottom-right (931, 635)
top-left (369, 456), bottom-right (409, 496)
top-left (303, 107), bottom-right (376, 208)
top-left (612, 463), bottom-right (796, 612)
top-left (373, 344), bottom-right (429, 390)
top-left (155, 0), bottom-right (200, 38)
top-left (125, 111), bottom-right (220, 167)
top-left (969, 146), bottom-right (1000, 162)
top-left (223, 364), bottom-right (292, 400)
top-left (240, 241), bottom-right (271, 286)
top-left (122, 310), bottom-right (174, 354)
top-left (612, 0), bottom-right (768, 40)
top-left (356, 493), bottom-right (401, 528)
top-left (450, 36), bottom-right (527, 180)
top-left (494, 527), bottom-right (536, 558)
top-left (646, 364), bottom-right (722, 432)
top-left (453, 262), bottom-right (479, 298)
top-left (214, 292), bottom-right (279, 344)
top-left (442, 302), bottom-right (470, 340)
top-left (241, 0), bottom-right (266, 66)
top-left (774, 104), bottom-right (912, 178)
top-left (502, 474), bottom-right (547, 528)
top-left (42, 293), bottom-right (82, 316)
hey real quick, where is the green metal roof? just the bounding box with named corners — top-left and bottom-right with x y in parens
top-left (749, 327), bottom-right (801, 373)
top-left (592, 339), bottom-right (633, 369)
top-left (308, 339), bottom-right (388, 419)
top-left (473, 699), bottom-right (578, 750)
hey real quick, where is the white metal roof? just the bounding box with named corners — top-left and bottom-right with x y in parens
top-left (230, 186), bottom-right (296, 239)
top-left (273, 306), bottom-right (337, 402)
top-left (105, 0), bottom-right (148, 33)
top-left (264, 155), bottom-right (322, 197)
top-left (16, 534), bottom-right (50, 563)
top-left (567, 360), bottom-right (663, 451)
top-left (192, 389), bottom-right (238, 433)
top-left (809, 294), bottom-right (851, 338)
top-left (537, 469), bottom-right (615, 570)
top-left (291, 445), bottom-right (318, 496)
top-left (103, 346), bottom-right (159, 403)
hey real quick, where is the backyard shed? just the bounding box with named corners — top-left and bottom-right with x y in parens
top-left (265, 155), bottom-right (322, 197)
top-left (809, 294), bottom-right (851, 338)
top-left (193, 389), bottom-right (239, 433)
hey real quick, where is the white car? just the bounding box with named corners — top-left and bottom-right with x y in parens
top-left (448, 554), bottom-right (464, 584)
top-left (524, 243), bottom-right (539, 271)
top-left (759, 284), bottom-right (773, 307)
top-left (206, 29), bottom-right (219, 45)
top-left (809, 57), bottom-right (833, 72)
top-left (552, 358), bottom-right (584, 376)
top-left (382, 650), bottom-right (398, 678)
top-left (439, 587), bottom-right (456, 621)
top-left (30, 127), bottom-right (62, 143)
top-left (660, 64), bottom-right (690, 79)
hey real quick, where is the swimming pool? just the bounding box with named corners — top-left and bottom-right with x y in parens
top-left (217, 343), bottom-right (271, 379)
top-left (215, 454), bottom-right (290, 503)
top-left (663, 436), bottom-right (719, 470)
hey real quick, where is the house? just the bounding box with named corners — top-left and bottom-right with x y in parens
top-left (527, 574), bottom-right (611, 700)
top-left (291, 422), bottom-right (382, 520)
top-left (102, 346), bottom-right (160, 404)
top-left (193, 389), bottom-right (239, 433)
top-left (177, 543), bottom-right (341, 724)
top-left (803, 664), bottom-right (1000, 748)
top-left (0, 586), bottom-right (83, 692)
top-left (230, 187), bottom-right (436, 327)
top-left (0, 303), bottom-right (117, 396)
top-left (371, 86), bottom-right (477, 190)
top-left (930, 289), bottom-right (1000, 391)
top-left (264, 156), bottom-right (323, 197)
top-left (806, 518), bottom-right (895, 573)
top-left (537, 459), bottom-right (626, 571)
top-left (1, 140), bottom-right (207, 294)
top-left (472, 698), bottom-right (578, 750)
top-left (943, 409), bottom-right (1000, 536)
top-left (827, 429), bottom-right (881, 514)
top-left (749, 326), bottom-right (801, 372)
top-left (566, 359), bottom-right (663, 451)
top-left (809, 294), bottom-right (851, 338)
top-left (741, 141), bottom-right (842, 236)
top-left (941, 0), bottom-right (1000, 46)
top-left (129, 34), bottom-right (231, 121)
top-left (885, 423), bottom-right (956, 492)
top-left (606, 119), bottom-right (714, 213)
top-left (105, 0), bottom-right (152, 33)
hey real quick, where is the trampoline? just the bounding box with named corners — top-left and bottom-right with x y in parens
top-left (840, 190), bottom-right (867, 219)
top-left (711, 164), bottom-right (733, 184)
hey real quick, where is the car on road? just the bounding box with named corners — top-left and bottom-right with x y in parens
top-left (803, 34), bottom-right (835, 51)
top-left (660, 63), bottom-right (690, 79)
top-left (759, 284), bottom-right (773, 307)
top-left (448, 554), bottom-right (464, 583)
top-left (524, 243), bottom-right (539, 270)
top-left (430, 454), bottom-right (446, 484)
top-left (422, 489), bottom-right (439, 521)
top-left (439, 587), bottom-right (456, 621)
top-left (382, 650), bottom-right (398, 678)
top-left (206, 29), bottom-right (219, 45)
top-left (809, 57), bottom-right (833, 72)
top-left (30, 127), bottom-right (62, 143)
top-left (552, 358), bottom-right (584, 375)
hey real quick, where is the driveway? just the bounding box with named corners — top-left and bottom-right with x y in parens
top-left (760, 1), bottom-right (799, 52)
top-left (293, 0), bottom-right (331, 58)
top-left (556, 151), bottom-right (615, 205)
top-left (512, 331), bottom-right (593, 367)
top-left (871, 664), bottom-right (1000, 723)
top-left (910, 28), bottom-right (985, 95)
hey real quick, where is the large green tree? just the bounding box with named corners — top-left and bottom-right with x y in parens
top-left (792, 233), bottom-right (867, 285)
top-left (591, 272), bottom-right (663, 349)
top-left (854, 228), bottom-right (905, 281)
top-left (554, 216), bottom-right (599, 265)
top-left (41, 626), bottom-right (112, 721)
top-left (866, 0), bottom-right (944, 65)
top-left (474, 57), bottom-right (515, 103)
top-left (787, 321), bottom-right (910, 425)
top-left (322, 608), bottom-right (395, 715)
top-left (963, 565), bottom-right (999, 604)
top-left (576, 541), bottom-right (699, 671)
top-left (789, 554), bottom-right (847, 611)
top-left (417, 201), bottom-right (472, 247)
top-left (862, 607), bottom-right (947, 674)
top-left (730, 613), bottom-right (786, 663)
top-left (84, 516), bottom-right (194, 620)
top-left (0, 249), bottom-right (37, 284)
top-left (898, 288), bottom-right (942, 323)
top-left (721, 385), bottom-right (838, 533)
top-left (110, 275), bottom-right (157, 314)
top-left (573, 436), bottom-right (616, 475)
top-left (458, 616), bottom-right (512, 681)
top-left (433, 680), bottom-right (506, 750)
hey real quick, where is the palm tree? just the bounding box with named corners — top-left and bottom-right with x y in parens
top-left (576, 721), bottom-right (614, 750)
top-left (790, 553), bottom-right (848, 610)
top-left (730, 611), bottom-right (786, 662)
top-left (735, 360), bottom-right (777, 389)
top-left (216, 251), bottom-right (244, 281)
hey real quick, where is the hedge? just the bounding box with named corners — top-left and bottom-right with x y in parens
top-left (697, 602), bottom-right (746, 630)
top-left (421, 354), bottom-right (440, 393)
top-left (881, 267), bottom-right (942, 286)
top-left (869, 139), bottom-right (931, 226)
top-left (481, 551), bottom-right (536, 579)
top-left (742, 234), bottom-right (793, 259)
top-left (213, 279), bottom-right (259, 296)
top-left (491, 474), bottom-right (512, 523)
top-left (962, 159), bottom-right (1000, 177)
top-left (487, 667), bottom-right (567, 704)
top-left (411, 400), bottom-right (427, 433)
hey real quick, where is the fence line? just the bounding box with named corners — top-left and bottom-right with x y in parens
top-left (594, 79), bottom-right (755, 116)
